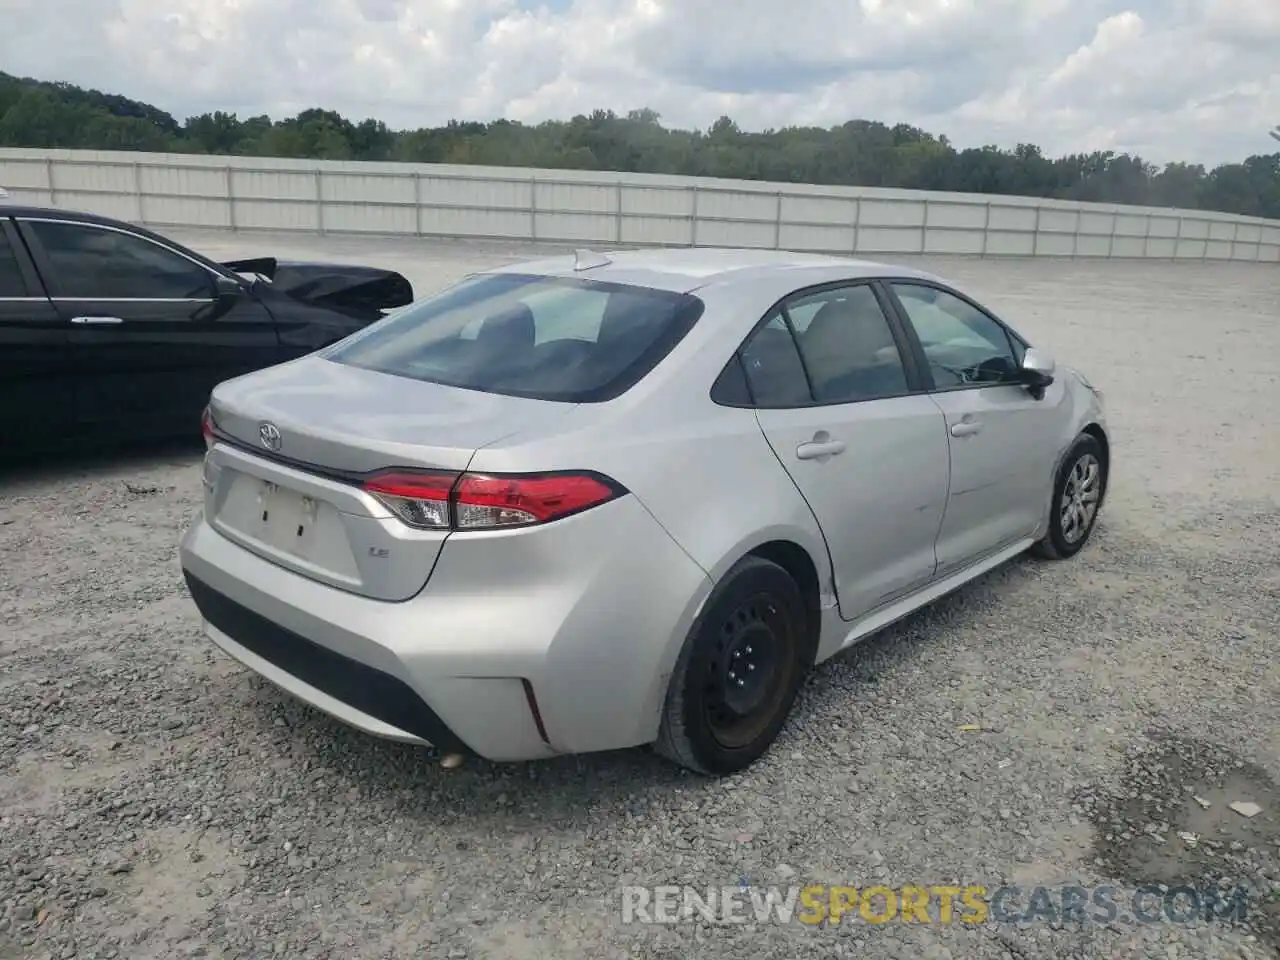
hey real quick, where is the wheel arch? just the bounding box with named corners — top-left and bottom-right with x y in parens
top-left (736, 538), bottom-right (825, 665)
top-left (652, 540), bottom-right (823, 774)
top-left (1080, 421), bottom-right (1111, 504)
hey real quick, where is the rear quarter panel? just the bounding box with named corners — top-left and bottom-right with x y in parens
top-left (467, 395), bottom-right (833, 743)
top-left (464, 271), bottom-right (836, 592)
top-left (475, 399), bottom-right (832, 587)
top-left (465, 275), bottom-right (838, 678)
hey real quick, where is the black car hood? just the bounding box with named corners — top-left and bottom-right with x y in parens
top-left (222, 257), bottom-right (413, 319)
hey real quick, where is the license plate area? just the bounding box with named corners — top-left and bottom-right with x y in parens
top-left (205, 446), bottom-right (450, 601)
top-left (212, 470), bottom-right (364, 585)
top-left (256, 481), bottom-right (319, 556)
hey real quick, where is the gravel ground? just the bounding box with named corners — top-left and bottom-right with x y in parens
top-left (2, 233), bottom-right (1279, 960)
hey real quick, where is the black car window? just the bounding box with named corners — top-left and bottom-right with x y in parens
top-left (328, 273), bottom-right (703, 403)
top-left (890, 282), bottom-right (1020, 388)
top-left (739, 313), bottom-right (813, 408)
top-left (25, 221), bottom-right (214, 300)
top-left (786, 284), bottom-right (910, 404)
top-left (0, 228), bottom-right (25, 297)
top-left (710, 354), bottom-right (752, 405)
top-left (785, 298), bottom-right (825, 334)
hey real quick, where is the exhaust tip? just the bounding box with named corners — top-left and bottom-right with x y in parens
top-left (440, 752), bottom-right (466, 770)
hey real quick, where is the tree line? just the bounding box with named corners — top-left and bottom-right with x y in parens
top-left (2, 71), bottom-right (1277, 220)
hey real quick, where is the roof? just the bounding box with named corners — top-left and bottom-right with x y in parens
top-left (0, 203), bottom-right (232, 275)
top-left (484, 246), bottom-right (942, 292)
top-left (0, 203), bottom-right (132, 227)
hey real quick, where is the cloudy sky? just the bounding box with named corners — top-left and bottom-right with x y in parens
top-left (3, 0), bottom-right (1278, 166)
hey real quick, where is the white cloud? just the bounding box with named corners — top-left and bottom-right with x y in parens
top-left (1, 0), bottom-right (1277, 165)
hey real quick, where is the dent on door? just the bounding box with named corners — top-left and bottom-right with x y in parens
top-left (756, 397), bottom-right (951, 623)
top-left (931, 386), bottom-right (1055, 571)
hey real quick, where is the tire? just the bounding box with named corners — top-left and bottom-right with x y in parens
top-left (1032, 433), bottom-right (1107, 560)
top-left (654, 556), bottom-right (810, 776)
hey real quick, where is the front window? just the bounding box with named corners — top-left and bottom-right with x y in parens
top-left (0, 230), bottom-right (24, 297)
top-left (889, 283), bottom-right (1021, 388)
top-left (26, 221), bottom-right (215, 300)
top-left (328, 273), bottom-right (703, 402)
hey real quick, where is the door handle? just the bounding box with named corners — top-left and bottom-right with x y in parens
top-left (70, 316), bottom-right (124, 325)
top-left (950, 420), bottom-right (983, 438)
top-left (796, 438), bottom-right (846, 460)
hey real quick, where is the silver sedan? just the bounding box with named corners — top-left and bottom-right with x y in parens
top-left (179, 247), bottom-right (1109, 775)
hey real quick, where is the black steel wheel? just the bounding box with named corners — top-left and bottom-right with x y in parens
top-left (655, 555), bottom-right (810, 776)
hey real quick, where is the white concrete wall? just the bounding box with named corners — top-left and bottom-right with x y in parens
top-left (2, 147), bottom-right (1277, 262)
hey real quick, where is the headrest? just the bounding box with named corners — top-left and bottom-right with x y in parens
top-left (477, 302), bottom-right (535, 350)
top-left (597, 294), bottom-right (659, 350)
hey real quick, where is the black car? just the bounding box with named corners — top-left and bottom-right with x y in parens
top-left (0, 205), bottom-right (413, 456)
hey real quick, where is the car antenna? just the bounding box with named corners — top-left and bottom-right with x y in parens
top-left (573, 248), bottom-right (612, 271)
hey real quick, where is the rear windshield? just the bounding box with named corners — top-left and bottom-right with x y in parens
top-left (326, 273), bottom-right (704, 403)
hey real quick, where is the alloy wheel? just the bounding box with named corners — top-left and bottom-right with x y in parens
top-left (1060, 452), bottom-right (1101, 544)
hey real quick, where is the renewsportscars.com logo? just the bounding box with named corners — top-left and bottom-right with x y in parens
top-left (620, 883), bottom-right (1253, 927)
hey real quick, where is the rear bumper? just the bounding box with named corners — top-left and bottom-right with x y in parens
top-left (184, 572), bottom-right (471, 752)
top-left (178, 495), bottom-right (712, 762)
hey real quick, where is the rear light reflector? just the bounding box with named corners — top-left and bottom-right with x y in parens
top-left (361, 469), bottom-right (624, 531)
top-left (363, 470), bottom-right (454, 529)
top-left (521, 679), bottom-right (550, 744)
top-left (201, 406), bottom-right (215, 450)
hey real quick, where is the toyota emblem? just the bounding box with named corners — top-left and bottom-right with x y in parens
top-left (258, 421), bottom-right (282, 452)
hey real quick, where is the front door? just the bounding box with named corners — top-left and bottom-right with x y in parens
top-left (0, 218), bottom-right (69, 450)
top-left (742, 282), bottom-right (950, 621)
top-left (884, 280), bottom-right (1061, 573)
top-left (16, 217), bottom-right (280, 441)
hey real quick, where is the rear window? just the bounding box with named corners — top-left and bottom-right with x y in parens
top-left (326, 273), bottom-right (704, 402)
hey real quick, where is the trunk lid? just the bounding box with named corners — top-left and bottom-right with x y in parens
top-left (202, 355), bottom-right (576, 601)
top-left (209, 355), bottom-right (573, 473)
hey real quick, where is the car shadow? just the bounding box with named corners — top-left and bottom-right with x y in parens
top-left (233, 542), bottom-right (1069, 830)
top-left (0, 437), bottom-right (204, 487)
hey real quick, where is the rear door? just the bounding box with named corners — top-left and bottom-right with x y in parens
top-left (0, 217), bottom-right (69, 448)
top-left (15, 217), bottom-right (280, 440)
top-left (882, 280), bottom-right (1061, 572)
top-left (742, 281), bottom-right (951, 621)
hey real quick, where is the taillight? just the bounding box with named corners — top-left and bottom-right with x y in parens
top-left (453, 473), bottom-right (622, 527)
top-left (363, 470), bottom-right (454, 529)
top-left (201, 406), bottom-right (215, 450)
top-left (362, 469), bottom-right (624, 531)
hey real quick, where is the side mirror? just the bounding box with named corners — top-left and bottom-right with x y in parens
top-left (214, 274), bottom-right (244, 301)
top-left (1019, 348), bottom-right (1055, 395)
